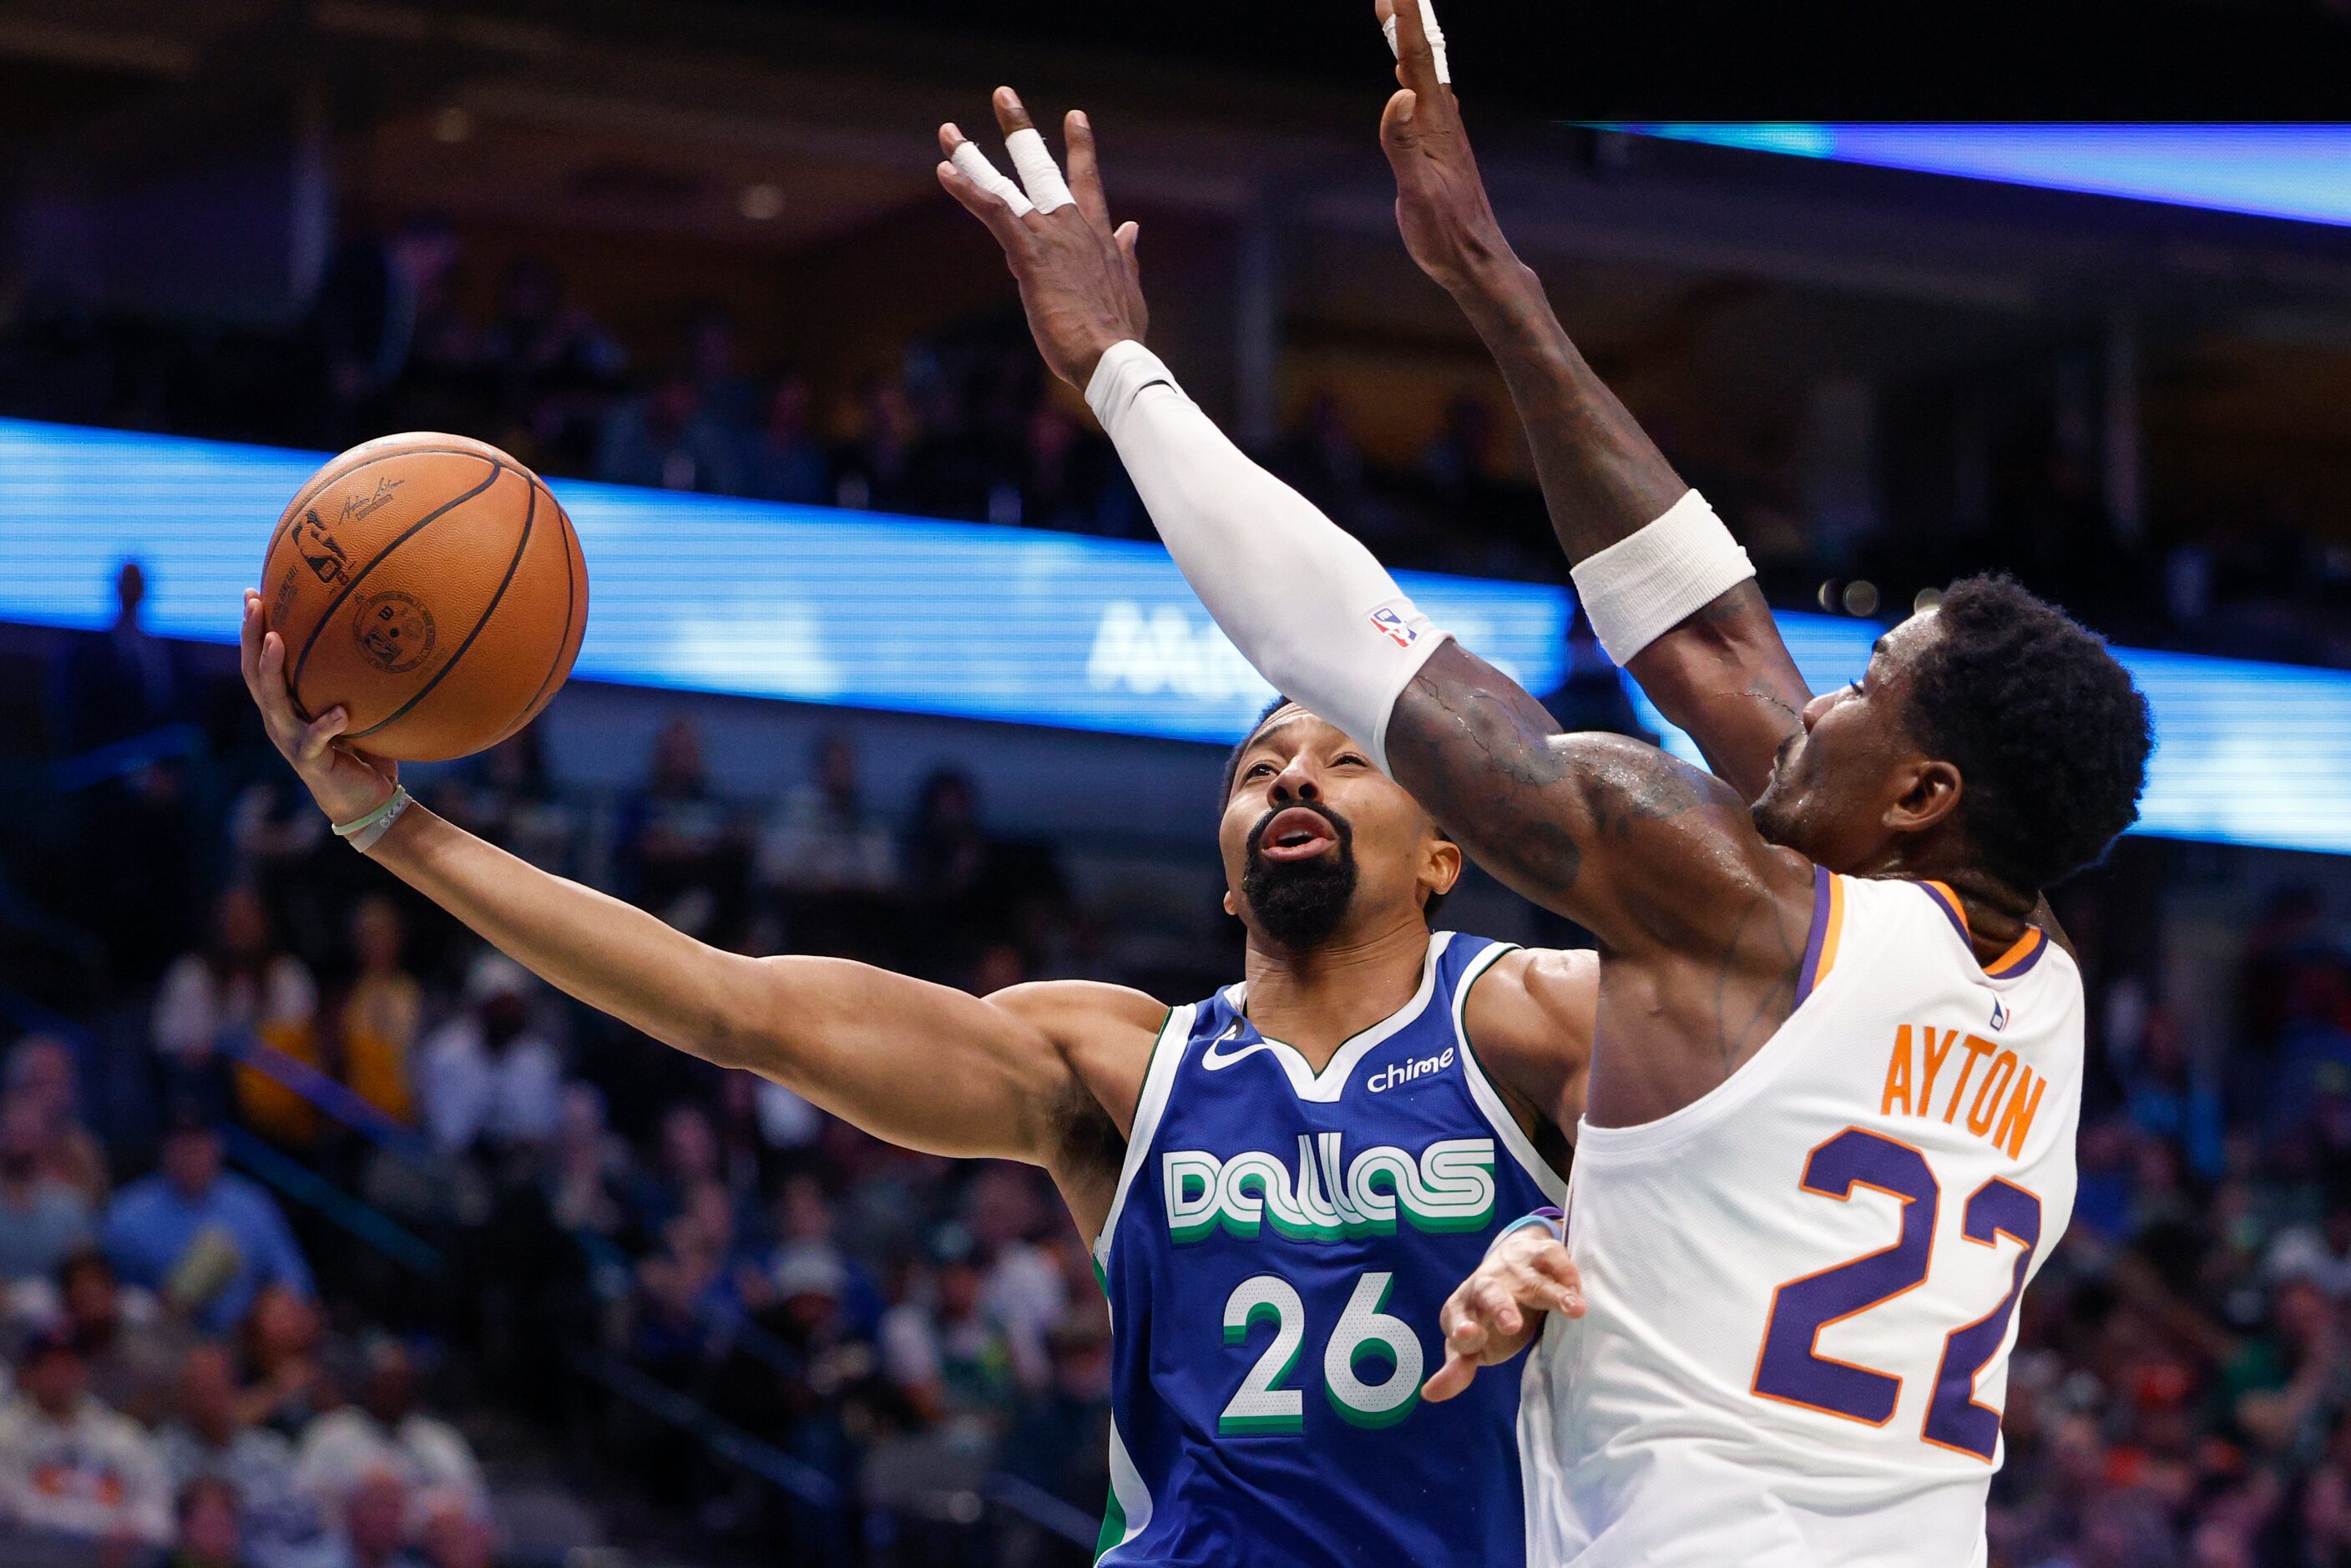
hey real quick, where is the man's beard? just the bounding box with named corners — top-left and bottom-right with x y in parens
top-left (1241, 804), bottom-right (1358, 951)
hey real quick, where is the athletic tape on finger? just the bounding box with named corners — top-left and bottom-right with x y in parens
top-left (949, 140), bottom-right (1035, 217)
top-left (1004, 126), bottom-right (1075, 214)
top-left (1383, 0), bottom-right (1451, 84)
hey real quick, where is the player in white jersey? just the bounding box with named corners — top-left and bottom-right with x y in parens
top-left (1489, 866), bottom-right (2087, 1565)
top-left (938, 4), bottom-right (2156, 1560)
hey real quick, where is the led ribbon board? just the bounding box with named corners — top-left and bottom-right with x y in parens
top-left (3, 417), bottom-right (2347, 854)
top-left (1608, 124), bottom-right (2351, 229)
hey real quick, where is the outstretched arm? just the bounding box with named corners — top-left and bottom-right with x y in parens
top-left (237, 593), bottom-right (1146, 1168)
top-left (936, 96), bottom-right (1813, 983)
top-left (1376, 0), bottom-right (1807, 801)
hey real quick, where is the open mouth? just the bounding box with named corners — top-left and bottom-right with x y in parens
top-left (1256, 805), bottom-right (1339, 862)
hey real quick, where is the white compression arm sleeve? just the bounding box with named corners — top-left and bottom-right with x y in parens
top-left (1085, 341), bottom-right (1449, 776)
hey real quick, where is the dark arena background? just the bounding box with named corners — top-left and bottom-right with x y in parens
top-left (5, 3), bottom-right (2351, 1565)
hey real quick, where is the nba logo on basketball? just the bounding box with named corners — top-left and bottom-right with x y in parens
top-left (1369, 607), bottom-right (1418, 649)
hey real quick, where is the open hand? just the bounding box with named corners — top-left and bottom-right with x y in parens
top-left (240, 590), bottom-right (399, 827)
top-left (936, 89), bottom-right (1145, 390)
top-left (1375, 0), bottom-right (1513, 294)
top-left (1422, 1223), bottom-right (1585, 1401)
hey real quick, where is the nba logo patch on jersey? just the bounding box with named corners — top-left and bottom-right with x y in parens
top-left (1990, 996), bottom-right (2010, 1031)
top-left (1369, 607), bottom-right (1419, 649)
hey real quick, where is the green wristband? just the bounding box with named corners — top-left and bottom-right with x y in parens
top-left (331, 785), bottom-right (412, 851)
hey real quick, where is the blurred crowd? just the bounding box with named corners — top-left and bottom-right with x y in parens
top-left (3, 592), bottom-right (1151, 1565)
top-left (7, 225), bottom-right (2350, 664)
top-left (9, 575), bottom-right (2351, 1566)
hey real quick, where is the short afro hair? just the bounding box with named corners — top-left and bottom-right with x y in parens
top-left (1221, 696), bottom-right (1455, 923)
top-left (1902, 574), bottom-right (2151, 898)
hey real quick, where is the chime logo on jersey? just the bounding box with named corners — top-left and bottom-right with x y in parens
top-left (1162, 1133), bottom-right (1495, 1243)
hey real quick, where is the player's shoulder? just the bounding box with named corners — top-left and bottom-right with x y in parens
top-left (988, 979), bottom-right (1169, 1046)
top-left (1459, 943), bottom-right (1597, 1126)
top-left (1472, 943), bottom-right (1598, 1016)
top-left (990, 980), bottom-right (1171, 1151)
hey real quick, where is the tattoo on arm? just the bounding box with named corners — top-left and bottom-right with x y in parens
top-left (1387, 640), bottom-right (1728, 928)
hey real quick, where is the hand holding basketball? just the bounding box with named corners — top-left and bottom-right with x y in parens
top-left (241, 589), bottom-right (399, 828)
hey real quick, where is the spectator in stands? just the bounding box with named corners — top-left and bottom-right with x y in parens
top-left (296, 1341), bottom-right (487, 1532)
top-left (436, 729), bottom-right (574, 875)
top-left (756, 732), bottom-right (897, 900)
top-left (628, 1103), bottom-right (731, 1241)
top-left (879, 1235), bottom-right (1019, 1447)
top-left (764, 1175), bottom-right (882, 1336)
top-left (616, 717), bottom-right (749, 941)
top-left (544, 1084), bottom-right (631, 1241)
top-left (5, 1035), bottom-right (109, 1205)
top-left (594, 373), bottom-right (745, 495)
top-left (750, 370), bottom-right (832, 505)
top-left (309, 215), bottom-right (461, 446)
top-left (58, 1249), bottom-right (191, 1426)
top-left (0, 1095), bottom-right (92, 1284)
top-left (832, 377), bottom-right (922, 513)
top-left (417, 1509), bottom-right (495, 1568)
top-left (53, 559), bottom-right (202, 983)
top-left (1007, 402), bottom-right (1113, 534)
top-left (102, 1117), bottom-right (314, 1334)
top-left (1271, 392), bottom-right (1392, 544)
top-left (900, 768), bottom-right (992, 912)
top-left (170, 1474), bottom-right (250, 1568)
top-left (234, 1287), bottom-right (331, 1440)
top-left (997, 1311), bottom-right (1113, 1522)
top-left (964, 1165), bottom-right (1064, 1397)
top-left (53, 559), bottom-right (188, 753)
top-left (478, 255), bottom-right (625, 472)
top-left (156, 1342), bottom-right (340, 1568)
top-left (338, 898), bottom-right (420, 1127)
top-left (680, 301), bottom-right (758, 436)
top-left (414, 954), bottom-right (561, 1156)
top-left (0, 1326), bottom-right (173, 1551)
top-left (339, 1471), bottom-right (425, 1568)
top-left (153, 888), bottom-right (320, 1136)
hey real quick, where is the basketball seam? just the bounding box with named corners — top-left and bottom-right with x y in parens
top-left (273, 445), bottom-right (513, 539)
top-left (347, 475), bottom-right (538, 743)
top-left (493, 484), bottom-right (579, 746)
top-left (290, 457), bottom-right (505, 708)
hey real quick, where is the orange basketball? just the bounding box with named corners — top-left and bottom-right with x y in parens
top-left (261, 432), bottom-right (588, 762)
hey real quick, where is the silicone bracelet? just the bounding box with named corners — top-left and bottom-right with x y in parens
top-left (331, 785), bottom-right (412, 852)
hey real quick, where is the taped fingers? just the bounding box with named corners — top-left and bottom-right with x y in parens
top-left (1383, 0), bottom-right (1451, 84)
top-left (1005, 126), bottom-right (1075, 214)
top-left (948, 138), bottom-right (1035, 218)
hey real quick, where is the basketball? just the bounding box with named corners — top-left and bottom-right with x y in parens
top-left (260, 432), bottom-right (588, 761)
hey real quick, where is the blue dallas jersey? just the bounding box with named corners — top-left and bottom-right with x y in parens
top-left (1092, 933), bottom-right (1565, 1565)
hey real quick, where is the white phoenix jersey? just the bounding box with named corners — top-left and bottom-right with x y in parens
top-left (1521, 869), bottom-right (2082, 1568)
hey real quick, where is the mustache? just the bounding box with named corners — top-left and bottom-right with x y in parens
top-left (1245, 801), bottom-right (1353, 860)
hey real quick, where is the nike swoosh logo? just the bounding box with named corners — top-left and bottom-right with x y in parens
top-left (1200, 1022), bottom-right (1271, 1071)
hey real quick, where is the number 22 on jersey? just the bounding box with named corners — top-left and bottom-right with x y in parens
top-left (1751, 1126), bottom-right (2043, 1461)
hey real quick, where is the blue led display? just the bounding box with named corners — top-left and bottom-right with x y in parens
top-left (1613, 124), bottom-right (2351, 229)
top-left (3, 416), bottom-right (2347, 855)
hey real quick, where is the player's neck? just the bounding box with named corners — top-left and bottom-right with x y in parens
top-left (1240, 915), bottom-right (1432, 1070)
top-left (1871, 850), bottom-right (2037, 959)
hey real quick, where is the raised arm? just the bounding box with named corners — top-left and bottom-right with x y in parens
top-left (1376, 0), bottom-right (1807, 802)
top-left (237, 592), bottom-right (1151, 1171)
top-left (934, 94), bottom-right (1813, 984)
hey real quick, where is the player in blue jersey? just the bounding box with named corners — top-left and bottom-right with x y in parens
top-left (235, 50), bottom-right (1815, 1568)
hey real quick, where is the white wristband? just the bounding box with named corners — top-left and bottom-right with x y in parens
top-left (1568, 490), bottom-right (1754, 665)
